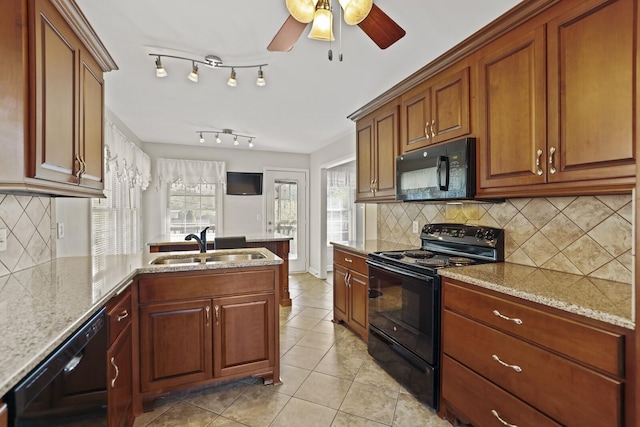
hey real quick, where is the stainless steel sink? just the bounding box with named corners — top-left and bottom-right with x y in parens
top-left (150, 252), bottom-right (267, 265)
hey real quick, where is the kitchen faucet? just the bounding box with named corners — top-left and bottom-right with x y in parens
top-left (185, 226), bottom-right (210, 253)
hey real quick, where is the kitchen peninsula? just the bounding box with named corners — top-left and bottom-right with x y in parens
top-left (148, 233), bottom-right (292, 306)
top-left (0, 248), bottom-right (282, 426)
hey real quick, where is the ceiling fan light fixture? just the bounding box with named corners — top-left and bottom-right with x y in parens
top-left (286, 0), bottom-right (317, 23)
top-left (227, 69), bottom-right (237, 87)
top-left (338, 0), bottom-right (372, 25)
top-left (308, 0), bottom-right (334, 41)
top-left (256, 68), bottom-right (266, 87)
top-left (187, 62), bottom-right (199, 82)
top-left (155, 56), bottom-right (167, 77)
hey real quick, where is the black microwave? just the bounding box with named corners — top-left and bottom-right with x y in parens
top-left (396, 138), bottom-right (476, 202)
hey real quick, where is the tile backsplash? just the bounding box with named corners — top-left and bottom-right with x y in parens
top-left (377, 195), bottom-right (633, 284)
top-left (0, 195), bottom-right (55, 277)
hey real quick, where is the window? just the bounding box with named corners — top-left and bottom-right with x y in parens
top-left (91, 121), bottom-right (150, 257)
top-left (168, 179), bottom-right (217, 235)
top-left (156, 158), bottom-right (225, 236)
top-left (327, 161), bottom-right (358, 243)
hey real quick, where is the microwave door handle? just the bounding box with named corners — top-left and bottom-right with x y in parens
top-left (437, 156), bottom-right (449, 190)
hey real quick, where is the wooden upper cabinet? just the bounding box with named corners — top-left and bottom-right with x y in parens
top-left (30, 0), bottom-right (105, 193)
top-left (477, 0), bottom-right (636, 197)
top-left (401, 65), bottom-right (470, 153)
top-left (546, 0), bottom-right (635, 184)
top-left (477, 23), bottom-right (547, 190)
top-left (355, 99), bottom-right (399, 202)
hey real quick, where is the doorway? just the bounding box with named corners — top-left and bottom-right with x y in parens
top-left (264, 169), bottom-right (308, 273)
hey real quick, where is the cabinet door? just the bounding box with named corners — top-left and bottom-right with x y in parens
top-left (79, 50), bottom-right (104, 189)
top-left (213, 293), bottom-right (275, 378)
top-left (356, 117), bottom-right (376, 200)
top-left (400, 81), bottom-right (432, 152)
top-left (348, 269), bottom-right (369, 340)
top-left (373, 103), bottom-right (399, 199)
top-left (107, 323), bottom-right (133, 427)
top-left (333, 263), bottom-right (349, 323)
top-left (0, 401), bottom-right (6, 427)
top-left (30, 0), bottom-right (80, 184)
top-left (431, 66), bottom-right (470, 144)
top-left (477, 24), bottom-right (547, 189)
top-left (139, 299), bottom-right (212, 391)
top-left (547, 0), bottom-right (635, 183)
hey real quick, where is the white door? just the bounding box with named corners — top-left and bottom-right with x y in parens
top-left (264, 170), bottom-right (307, 273)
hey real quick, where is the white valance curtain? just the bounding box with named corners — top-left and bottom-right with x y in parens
top-left (104, 120), bottom-right (151, 190)
top-left (327, 161), bottom-right (356, 188)
top-left (155, 158), bottom-right (226, 189)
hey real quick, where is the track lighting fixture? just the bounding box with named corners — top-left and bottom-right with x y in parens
top-left (155, 56), bottom-right (167, 77)
top-left (149, 53), bottom-right (267, 87)
top-left (227, 69), bottom-right (237, 87)
top-left (196, 129), bottom-right (256, 148)
top-left (187, 62), bottom-right (199, 82)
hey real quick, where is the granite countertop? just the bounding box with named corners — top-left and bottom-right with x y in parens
top-left (330, 240), bottom-right (416, 256)
top-left (333, 240), bottom-right (634, 330)
top-left (439, 263), bottom-right (634, 330)
top-left (0, 248), bottom-right (282, 397)
top-left (148, 232), bottom-right (293, 247)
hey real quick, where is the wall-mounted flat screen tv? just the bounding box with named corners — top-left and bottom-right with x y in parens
top-left (226, 171), bottom-right (263, 195)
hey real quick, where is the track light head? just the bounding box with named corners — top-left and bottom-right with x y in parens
top-left (199, 132), bottom-right (205, 143)
top-left (215, 133), bottom-right (221, 144)
top-left (188, 62), bottom-right (199, 82)
top-left (256, 68), bottom-right (266, 87)
top-left (248, 138), bottom-right (254, 148)
top-left (155, 56), bottom-right (167, 77)
top-left (227, 69), bottom-right (237, 87)
top-left (233, 136), bottom-right (239, 146)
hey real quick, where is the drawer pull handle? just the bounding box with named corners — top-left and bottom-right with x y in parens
top-left (206, 306), bottom-right (210, 327)
top-left (117, 310), bottom-right (129, 322)
top-left (491, 409), bottom-right (518, 427)
top-left (492, 310), bottom-right (523, 325)
top-left (344, 258), bottom-right (353, 263)
top-left (110, 357), bottom-right (119, 388)
top-left (492, 354), bottom-right (522, 372)
top-left (215, 305), bottom-right (220, 325)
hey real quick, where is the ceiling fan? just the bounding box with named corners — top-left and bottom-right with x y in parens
top-left (267, 0), bottom-right (406, 52)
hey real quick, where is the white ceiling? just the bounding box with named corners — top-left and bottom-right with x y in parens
top-left (76, 0), bottom-right (522, 154)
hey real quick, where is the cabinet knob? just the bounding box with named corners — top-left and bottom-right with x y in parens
top-left (535, 149), bottom-right (543, 176)
top-left (549, 146), bottom-right (557, 174)
top-left (492, 309), bottom-right (523, 325)
top-left (117, 310), bottom-right (129, 322)
top-left (491, 409), bottom-right (518, 427)
top-left (110, 356), bottom-right (119, 388)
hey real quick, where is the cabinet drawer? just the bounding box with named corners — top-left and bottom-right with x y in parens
top-left (444, 310), bottom-right (623, 427)
top-left (442, 355), bottom-right (561, 427)
top-left (333, 248), bottom-right (367, 274)
top-left (139, 268), bottom-right (276, 303)
top-left (443, 280), bottom-right (624, 376)
top-left (107, 287), bottom-right (132, 346)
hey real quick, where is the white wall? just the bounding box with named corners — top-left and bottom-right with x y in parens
top-left (308, 131), bottom-right (357, 278)
top-left (141, 142), bottom-right (309, 245)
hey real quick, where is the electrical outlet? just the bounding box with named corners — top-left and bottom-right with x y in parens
top-left (57, 222), bottom-right (65, 239)
top-left (0, 228), bottom-right (6, 252)
top-left (412, 221), bottom-right (419, 233)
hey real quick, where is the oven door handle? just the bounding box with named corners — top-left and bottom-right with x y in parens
top-left (366, 259), bottom-right (435, 283)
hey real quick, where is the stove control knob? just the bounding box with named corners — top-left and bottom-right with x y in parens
top-left (484, 230), bottom-right (496, 241)
top-left (475, 229), bottom-right (484, 239)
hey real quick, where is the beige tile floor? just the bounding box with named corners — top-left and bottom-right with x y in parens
top-left (133, 273), bottom-right (451, 427)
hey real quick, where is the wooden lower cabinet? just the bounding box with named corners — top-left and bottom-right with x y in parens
top-left (136, 266), bottom-right (280, 407)
top-left (140, 299), bottom-right (213, 392)
top-left (107, 286), bottom-right (134, 427)
top-left (332, 247), bottom-right (369, 341)
top-left (441, 278), bottom-right (628, 427)
top-left (213, 293), bottom-right (276, 380)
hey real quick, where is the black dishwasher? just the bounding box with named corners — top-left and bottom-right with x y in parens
top-left (7, 307), bottom-right (108, 426)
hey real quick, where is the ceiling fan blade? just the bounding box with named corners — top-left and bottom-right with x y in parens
top-left (267, 15), bottom-right (308, 52)
top-left (357, 4), bottom-right (406, 49)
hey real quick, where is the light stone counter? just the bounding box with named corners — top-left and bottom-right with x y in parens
top-left (438, 263), bottom-right (634, 330)
top-left (0, 248), bottom-right (282, 397)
